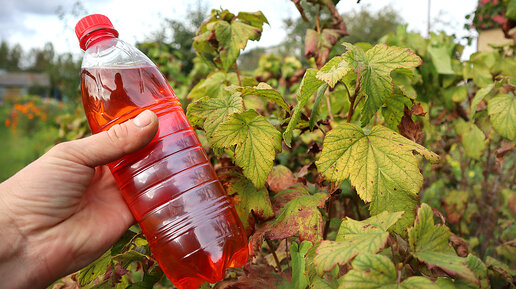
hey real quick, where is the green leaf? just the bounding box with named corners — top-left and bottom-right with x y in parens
top-left (488, 93), bottom-right (516, 140)
top-left (435, 278), bottom-right (457, 289)
top-left (454, 254), bottom-right (489, 289)
top-left (187, 93), bottom-right (244, 136)
top-left (314, 211), bottom-right (403, 275)
top-left (112, 250), bottom-right (148, 268)
top-left (211, 110), bottom-right (282, 188)
top-left (428, 46), bottom-right (455, 75)
top-left (187, 71), bottom-right (238, 100)
top-left (264, 191), bottom-right (328, 242)
top-left (311, 276), bottom-right (339, 289)
top-left (316, 56), bottom-right (351, 88)
top-left (486, 256), bottom-right (516, 282)
top-left (445, 85), bottom-right (468, 103)
top-left (381, 87), bottom-right (412, 129)
top-left (283, 69), bottom-right (325, 147)
top-left (223, 171), bottom-right (274, 232)
top-left (392, 70), bottom-right (417, 99)
top-left (78, 250), bottom-right (111, 286)
top-left (309, 83), bottom-right (329, 131)
top-left (455, 122), bottom-right (486, 160)
top-left (291, 241), bottom-right (313, 289)
top-left (408, 204), bottom-right (478, 284)
top-left (316, 123), bottom-right (439, 233)
top-left (400, 276), bottom-right (441, 289)
top-left (470, 84), bottom-right (494, 119)
top-left (213, 20), bottom-right (262, 71)
top-left (235, 82), bottom-right (289, 112)
top-left (343, 43), bottom-right (422, 126)
top-left (236, 11), bottom-right (269, 30)
top-left (506, 0), bottom-right (516, 20)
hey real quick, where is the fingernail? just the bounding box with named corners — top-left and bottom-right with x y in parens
top-left (133, 110), bottom-right (152, 127)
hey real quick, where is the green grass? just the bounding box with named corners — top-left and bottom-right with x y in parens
top-left (0, 122), bottom-right (58, 182)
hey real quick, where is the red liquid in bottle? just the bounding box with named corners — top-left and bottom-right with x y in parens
top-left (81, 65), bottom-right (249, 289)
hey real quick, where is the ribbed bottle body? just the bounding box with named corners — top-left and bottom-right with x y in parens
top-left (80, 63), bottom-right (248, 289)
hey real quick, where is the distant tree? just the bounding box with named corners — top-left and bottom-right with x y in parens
top-left (342, 5), bottom-right (403, 44)
top-left (140, 1), bottom-right (208, 76)
top-left (0, 41), bottom-right (23, 71)
top-left (29, 43), bottom-right (55, 73)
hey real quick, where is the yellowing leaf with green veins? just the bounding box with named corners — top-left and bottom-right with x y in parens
top-left (314, 211), bottom-right (403, 274)
top-left (222, 171), bottom-right (274, 233)
top-left (338, 254), bottom-right (440, 289)
top-left (213, 20), bottom-right (262, 71)
top-left (186, 93), bottom-right (244, 136)
top-left (343, 43), bottom-right (422, 126)
top-left (235, 82), bottom-right (289, 112)
top-left (336, 211), bottom-right (404, 238)
top-left (488, 93), bottom-right (516, 140)
top-left (381, 87), bottom-right (412, 129)
top-left (408, 204), bottom-right (478, 284)
top-left (316, 56), bottom-right (351, 88)
top-left (283, 69), bottom-right (325, 147)
top-left (316, 124), bottom-right (438, 232)
top-left (316, 123), bottom-right (439, 233)
top-left (211, 110), bottom-right (282, 188)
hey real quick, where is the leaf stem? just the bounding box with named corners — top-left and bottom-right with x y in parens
top-left (325, 87), bottom-right (334, 122)
top-left (347, 76), bottom-right (361, 123)
top-left (266, 238), bottom-right (282, 271)
top-left (234, 61), bottom-right (242, 86)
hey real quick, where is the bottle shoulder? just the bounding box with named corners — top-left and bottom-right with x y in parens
top-left (82, 38), bottom-right (154, 68)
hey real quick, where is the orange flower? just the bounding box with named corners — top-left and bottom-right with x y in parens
top-left (5, 119), bottom-right (11, 127)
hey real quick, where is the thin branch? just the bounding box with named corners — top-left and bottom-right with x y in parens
top-left (266, 239), bottom-right (281, 272)
top-left (291, 0), bottom-right (309, 23)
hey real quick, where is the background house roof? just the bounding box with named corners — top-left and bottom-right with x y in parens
top-left (0, 72), bottom-right (50, 87)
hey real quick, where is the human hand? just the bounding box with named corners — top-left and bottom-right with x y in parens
top-left (0, 110), bottom-right (158, 289)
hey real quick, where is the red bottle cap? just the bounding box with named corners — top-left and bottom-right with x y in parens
top-left (75, 14), bottom-right (119, 50)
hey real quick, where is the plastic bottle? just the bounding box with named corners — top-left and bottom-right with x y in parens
top-left (75, 14), bottom-right (249, 289)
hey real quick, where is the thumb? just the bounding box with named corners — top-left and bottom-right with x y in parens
top-left (51, 110), bottom-right (159, 167)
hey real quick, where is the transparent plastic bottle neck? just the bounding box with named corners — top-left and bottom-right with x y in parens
top-left (84, 29), bottom-right (117, 50)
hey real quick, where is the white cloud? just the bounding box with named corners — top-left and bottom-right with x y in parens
top-left (1, 0), bottom-right (478, 58)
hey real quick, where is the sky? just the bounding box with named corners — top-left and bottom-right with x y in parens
top-left (0, 0), bottom-right (478, 58)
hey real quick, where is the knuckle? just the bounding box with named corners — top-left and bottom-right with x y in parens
top-left (106, 123), bottom-right (131, 151)
top-left (49, 142), bottom-right (72, 156)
